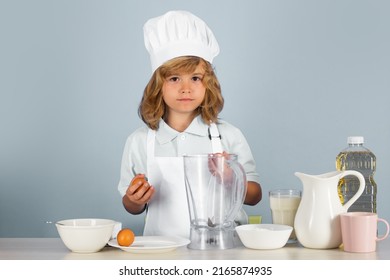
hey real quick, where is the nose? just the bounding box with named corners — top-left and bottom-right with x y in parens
top-left (180, 80), bottom-right (191, 93)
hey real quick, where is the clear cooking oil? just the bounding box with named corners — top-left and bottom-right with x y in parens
top-left (336, 136), bottom-right (377, 213)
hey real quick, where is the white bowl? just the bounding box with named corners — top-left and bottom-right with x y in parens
top-left (235, 224), bottom-right (293, 250)
top-left (56, 218), bottom-right (117, 253)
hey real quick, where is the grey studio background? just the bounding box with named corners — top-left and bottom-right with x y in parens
top-left (1, 0), bottom-right (389, 237)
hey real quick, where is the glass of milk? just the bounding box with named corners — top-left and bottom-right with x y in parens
top-left (269, 189), bottom-right (301, 243)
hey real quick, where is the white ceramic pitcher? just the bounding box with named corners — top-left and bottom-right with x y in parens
top-left (294, 171), bottom-right (365, 249)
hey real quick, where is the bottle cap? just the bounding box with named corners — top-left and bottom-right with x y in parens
top-left (347, 136), bottom-right (364, 144)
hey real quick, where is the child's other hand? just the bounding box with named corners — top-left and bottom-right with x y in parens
top-left (208, 152), bottom-right (234, 185)
top-left (125, 174), bottom-right (154, 206)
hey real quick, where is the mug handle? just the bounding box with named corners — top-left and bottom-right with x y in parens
top-left (377, 218), bottom-right (390, 241)
top-left (341, 170), bottom-right (365, 211)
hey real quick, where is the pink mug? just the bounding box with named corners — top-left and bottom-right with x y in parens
top-left (340, 212), bottom-right (390, 253)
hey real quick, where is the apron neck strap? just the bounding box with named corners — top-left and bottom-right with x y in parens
top-left (208, 123), bottom-right (223, 153)
top-left (147, 129), bottom-right (156, 160)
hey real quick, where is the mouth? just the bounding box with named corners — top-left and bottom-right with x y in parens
top-left (177, 98), bottom-right (194, 102)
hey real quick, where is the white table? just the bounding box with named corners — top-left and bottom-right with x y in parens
top-left (1, 238), bottom-right (389, 260)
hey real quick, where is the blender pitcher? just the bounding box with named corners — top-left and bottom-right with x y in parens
top-left (184, 154), bottom-right (247, 250)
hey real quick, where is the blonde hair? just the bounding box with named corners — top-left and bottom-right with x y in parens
top-left (138, 56), bottom-right (224, 130)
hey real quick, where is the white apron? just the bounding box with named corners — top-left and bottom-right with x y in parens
top-left (143, 123), bottom-right (222, 238)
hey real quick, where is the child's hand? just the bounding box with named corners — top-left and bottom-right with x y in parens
top-left (125, 174), bottom-right (154, 206)
top-left (208, 152), bottom-right (234, 185)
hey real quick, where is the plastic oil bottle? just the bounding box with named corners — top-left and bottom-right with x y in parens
top-left (336, 136), bottom-right (377, 213)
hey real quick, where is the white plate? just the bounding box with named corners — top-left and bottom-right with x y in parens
top-left (108, 236), bottom-right (190, 253)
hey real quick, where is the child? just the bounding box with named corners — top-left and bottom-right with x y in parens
top-left (118, 10), bottom-right (262, 238)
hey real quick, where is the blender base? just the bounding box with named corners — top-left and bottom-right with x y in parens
top-left (188, 226), bottom-right (236, 250)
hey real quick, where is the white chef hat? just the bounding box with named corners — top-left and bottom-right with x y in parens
top-left (143, 10), bottom-right (220, 72)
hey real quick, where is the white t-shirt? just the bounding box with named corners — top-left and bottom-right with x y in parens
top-left (117, 116), bottom-right (260, 196)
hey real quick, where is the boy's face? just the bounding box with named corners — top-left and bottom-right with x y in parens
top-left (161, 63), bottom-right (206, 119)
